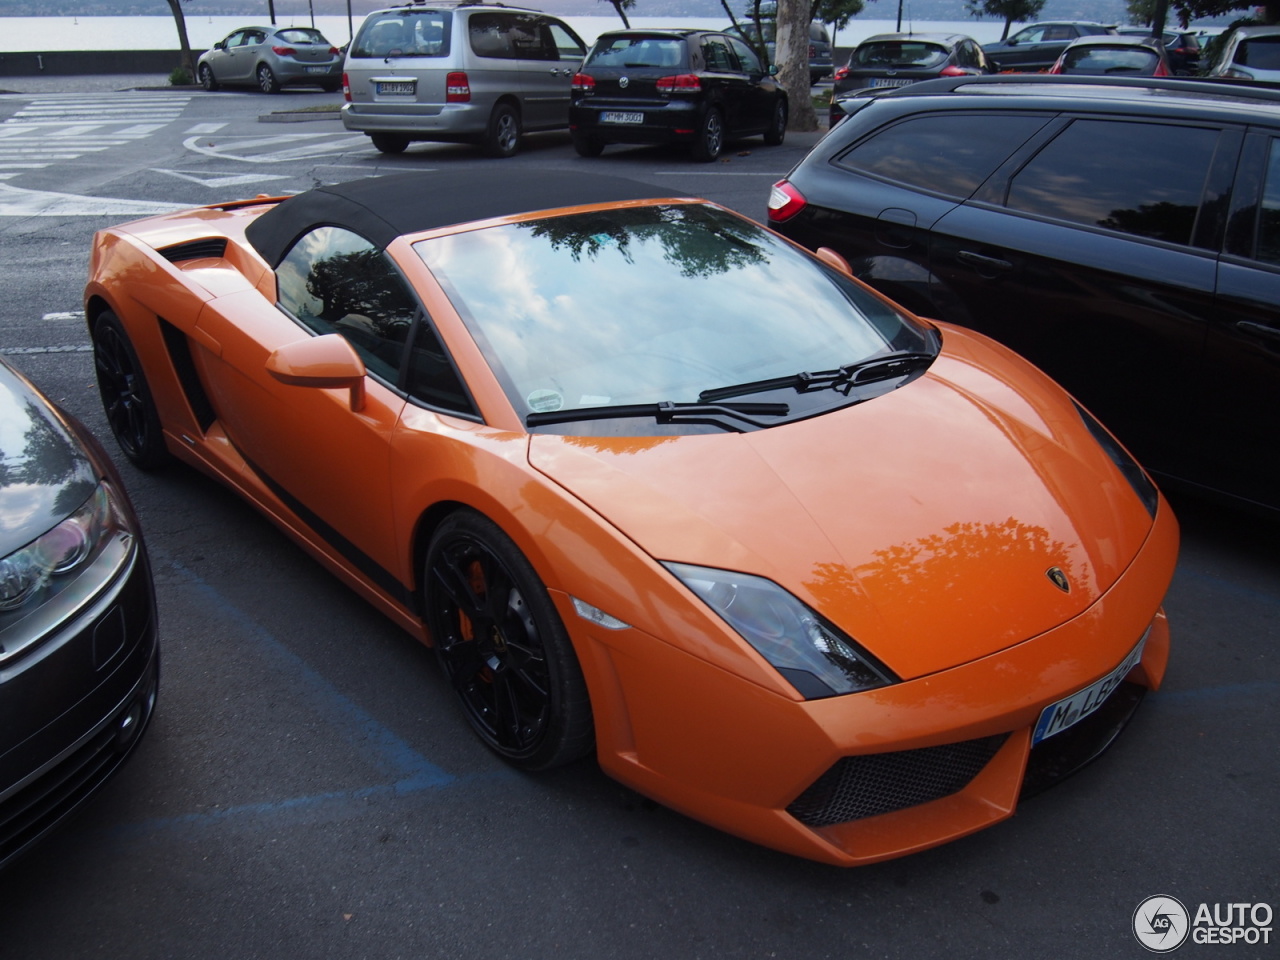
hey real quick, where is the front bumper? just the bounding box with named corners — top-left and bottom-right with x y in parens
top-left (569, 500), bottom-right (1177, 866)
top-left (0, 540), bottom-right (159, 869)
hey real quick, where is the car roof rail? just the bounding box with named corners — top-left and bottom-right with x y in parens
top-left (859, 72), bottom-right (1280, 105)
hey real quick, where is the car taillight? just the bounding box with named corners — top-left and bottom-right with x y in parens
top-left (809, 44), bottom-right (817, 58)
top-left (656, 74), bottom-right (702, 94)
top-left (572, 72), bottom-right (595, 93)
top-left (834, 65), bottom-right (849, 81)
top-left (271, 46), bottom-right (296, 56)
top-left (1153, 60), bottom-right (1169, 76)
top-left (767, 180), bottom-right (807, 223)
top-left (342, 71), bottom-right (351, 101)
top-left (1048, 58), bottom-right (1064, 74)
top-left (329, 46), bottom-right (341, 56)
top-left (939, 65), bottom-right (967, 77)
top-left (446, 71), bottom-right (470, 103)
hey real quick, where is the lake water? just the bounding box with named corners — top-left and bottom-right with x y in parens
top-left (0, 15), bottom-right (1015, 53)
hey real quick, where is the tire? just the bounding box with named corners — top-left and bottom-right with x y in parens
top-left (92, 310), bottom-right (170, 470)
top-left (763, 97), bottom-right (787, 146)
top-left (199, 64), bottom-right (219, 92)
top-left (425, 510), bottom-right (594, 771)
top-left (691, 106), bottom-right (724, 162)
top-left (256, 63), bottom-right (280, 94)
top-left (370, 133), bottom-right (409, 155)
top-left (481, 102), bottom-right (521, 158)
top-left (571, 133), bottom-right (605, 158)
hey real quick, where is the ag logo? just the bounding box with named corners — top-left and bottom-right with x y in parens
top-left (1134, 895), bottom-right (1190, 953)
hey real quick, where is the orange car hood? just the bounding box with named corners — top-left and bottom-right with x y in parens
top-left (528, 334), bottom-right (1155, 680)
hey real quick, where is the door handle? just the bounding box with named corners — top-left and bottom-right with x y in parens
top-left (957, 250), bottom-right (1014, 272)
top-left (1236, 320), bottom-right (1280, 343)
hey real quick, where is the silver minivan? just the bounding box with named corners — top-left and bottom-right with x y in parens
top-left (342, 4), bottom-right (587, 157)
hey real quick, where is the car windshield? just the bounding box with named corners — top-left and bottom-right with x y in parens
top-left (414, 204), bottom-right (933, 433)
top-left (1063, 45), bottom-right (1160, 73)
top-left (586, 36), bottom-right (686, 69)
top-left (851, 41), bottom-right (948, 68)
top-left (350, 11), bottom-right (451, 58)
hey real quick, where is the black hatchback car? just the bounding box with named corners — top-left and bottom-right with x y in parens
top-left (830, 32), bottom-right (991, 124)
top-left (569, 29), bottom-right (788, 162)
top-left (770, 75), bottom-right (1280, 515)
top-left (0, 355), bottom-right (158, 868)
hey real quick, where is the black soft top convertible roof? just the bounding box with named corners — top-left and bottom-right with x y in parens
top-left (244, 170), bottom-right (678, 266)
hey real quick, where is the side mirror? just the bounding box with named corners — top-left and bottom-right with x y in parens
top-left (214, 40), bottom-right (226, 50)
top-left (266, 334), bottom-right (367, 411)
top-left (768, 64), bottom-right (778, 76)
top-left (815, 247), bottom-right (853, 277)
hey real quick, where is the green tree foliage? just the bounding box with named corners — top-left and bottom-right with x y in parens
top-left (598, 0), bottom-right (637, 29)
top-left (1128, 0), bottom-right (1278, 25)
top-left (965, 0), bottom-right (1048, 39)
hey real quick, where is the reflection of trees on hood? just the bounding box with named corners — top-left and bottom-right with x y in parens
top-left (524, 205), bottom-right (768, 279)
top-left (0, 398), bottom-right (97, 516)
top-left (306, 249), bottom-right (413, 338)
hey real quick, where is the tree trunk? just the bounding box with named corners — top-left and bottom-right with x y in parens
top-left (611, 0), bottom-right (631, 28)
top-left (166, 0), bottom-right (195, 78)
top-left (776, 0), bottom-right (818, 131)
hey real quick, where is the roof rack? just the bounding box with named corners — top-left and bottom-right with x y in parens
top-left (840, 72), bottom-right (1280, 106)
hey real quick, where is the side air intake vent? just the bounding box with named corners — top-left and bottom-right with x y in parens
top-left (158, 238), bottom-right (228, 263)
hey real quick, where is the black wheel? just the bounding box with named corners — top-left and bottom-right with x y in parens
top-left (256, 63), bottom-right (280, 94)
top-left (691, 106), bottom-right (724, 162)
top-left (321, 80), bottom-right (340, 93)
top-left (425, 511), bottom-right (593, 771)
top-left (199, 64), bottom-right (219, 92)
top-left (763, 97), bottom-right (787, 146)
top-left (370, 133), bottom-right (409, 154)
top-left (482, 102), bottom-right (521, 158)
top-left (572, 133), bottom-right (605, 158)
top-left (92, 311), bottom-right (170, 470)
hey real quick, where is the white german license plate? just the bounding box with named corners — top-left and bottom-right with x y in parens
top-left (375, 81), bottom-right (416, 95)
top-left (306, 66), bottom-right (329, 75)
top-left (1032, 632), bottom-right (1148, 744)
top-left (869, 78), bottom-right (914, 87)
top-left (601, 111), bottom-right (644, 124)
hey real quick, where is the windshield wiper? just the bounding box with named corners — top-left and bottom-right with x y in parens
top-left (526, 400), bottom-right (789, 431)
top-left (698, 351), bottom-right (935, 404)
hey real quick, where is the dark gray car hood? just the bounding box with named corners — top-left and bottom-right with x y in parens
top-left (0, 358), bottom-right (98, 556)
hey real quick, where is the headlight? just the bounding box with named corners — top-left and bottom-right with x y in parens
top-left (664, 562), bottom-right (898, 699)
top-left (0, 483), bottom-right (128, 613)
top-left (1074, 402), bottom-right (1158, 518)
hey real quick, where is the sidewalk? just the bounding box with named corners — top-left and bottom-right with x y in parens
top-left (0, 74), bottom-right (178, 94)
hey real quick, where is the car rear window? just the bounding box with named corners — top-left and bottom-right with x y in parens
top-left (1007, 118), bottom-right (1218, 245)
top-left (276, 29), bottom-right (327, 45)
top-left (851, 41), bottom-right (948, 69)
top-left (1235, 35), bottom-right (1280, 69)
top-left (586, 36), bottom-right (686, 69)
top-left (1061, 45), bottom-right (1160, 74)
top-left (350, 11), bottom-right (451, 59)
top-left (836, 113), bottom-right (1052, 198)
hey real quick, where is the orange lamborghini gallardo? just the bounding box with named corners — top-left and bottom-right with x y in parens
top-left (84, 170), bottom-right (1178, 866)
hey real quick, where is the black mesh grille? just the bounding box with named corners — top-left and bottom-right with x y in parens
top-left (159, 238), bottom-right (227, 263)
top-left (787, 733), bottom-right (1010, 827)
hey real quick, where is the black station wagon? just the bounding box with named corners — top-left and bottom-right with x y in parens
top-left (569, 29), bottom-right (789, 162)
top-left (771, 75), bottom-right (1280, 515)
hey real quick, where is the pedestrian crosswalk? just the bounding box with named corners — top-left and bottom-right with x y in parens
top-left (0, 92), bottom-right (193, 170)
